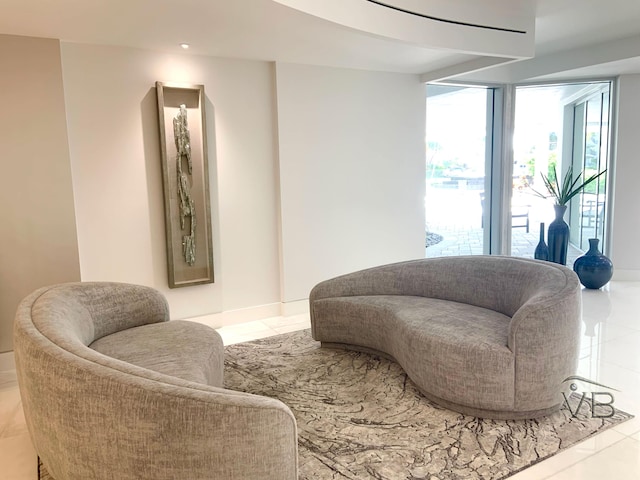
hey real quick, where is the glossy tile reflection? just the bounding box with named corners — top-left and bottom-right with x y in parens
top-left (2, 285), bottom-right (640, 479)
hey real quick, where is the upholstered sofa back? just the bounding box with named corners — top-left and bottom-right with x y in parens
top-left (28, 282), bottom-right (169, 350)
top-left (310, 255), bottom-right (577, 318)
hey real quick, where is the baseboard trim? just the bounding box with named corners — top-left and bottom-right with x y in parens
top-left (612, 270), bottom-right (640, 282)
top-left (187, 300), bottom-right (310, 329)
top-left (281, 299), bottom-right (309, 317)
top-left (0, 351), bottom-right (15, 372)
top-left (187, 303), bottom-right (279, 328)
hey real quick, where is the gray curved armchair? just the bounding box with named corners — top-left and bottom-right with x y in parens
top-left (14, 282), bottom-right (297, 480)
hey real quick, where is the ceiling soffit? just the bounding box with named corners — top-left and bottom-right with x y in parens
top-left (272, 0), bottom-right (535, 59)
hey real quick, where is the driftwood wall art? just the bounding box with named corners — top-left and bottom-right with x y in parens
top-left (156, 82), bottom-right (214, 288)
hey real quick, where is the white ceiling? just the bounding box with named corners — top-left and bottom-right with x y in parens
top-left (1, 0), bottom-right (640, 80)
top-left (534, 0), bottom-right (640, 56)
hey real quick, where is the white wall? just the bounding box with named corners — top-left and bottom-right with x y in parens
top-left (6, 42), bottom-right (427, 330)
top-left (0, 35), bottom-right (81, 353)
top-left (275, 63), bottom-right (426, 302)
top-left (60, 44), bottom-right (281, 320)
top-left (611, 74), bottom-right (640, 278)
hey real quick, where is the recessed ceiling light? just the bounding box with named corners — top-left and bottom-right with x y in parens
top-left (180, 43), bottom-right (190, 49)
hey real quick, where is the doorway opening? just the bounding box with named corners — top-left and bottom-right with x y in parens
top-left (511, 81), bottom-right (612, 266)
top-left (425, 85), bottom-right (494, 257)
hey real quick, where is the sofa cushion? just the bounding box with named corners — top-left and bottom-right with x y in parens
top-left (313, 295), bottom-right (511, 349)
top-left (312, 295), bottom-right (516, 410)
top-left (89, 320), bottom-right (224, 386)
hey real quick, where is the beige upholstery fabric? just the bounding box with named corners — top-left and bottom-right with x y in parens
top-left (90, 320), bottom-right (224, 386)
top-left (14, 282), bottom-right (297, 480)
top-left (309, 256), bottom-right (582, 419)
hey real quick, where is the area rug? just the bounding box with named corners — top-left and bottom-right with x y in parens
top-left (39, 329), bottom-right (633, 480)
top-left (224, 329), bottom-right (632, 480)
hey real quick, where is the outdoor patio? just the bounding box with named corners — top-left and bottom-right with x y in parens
top-left (424, 178), bottom-right (592, 268)
top-left (425, 224), bottom-right (583, 268)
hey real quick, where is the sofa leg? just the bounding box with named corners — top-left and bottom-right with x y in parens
top-left (37, 456), bottom-right (42, 480)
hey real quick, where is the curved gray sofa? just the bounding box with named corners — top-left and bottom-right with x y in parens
top-left (13, 282), bottom-right (297, 480)
top-left (310, 256), bottom-right (581, 420)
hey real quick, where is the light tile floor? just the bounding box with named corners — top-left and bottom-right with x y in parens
top-left (2, 288), bottom-right (640, 479)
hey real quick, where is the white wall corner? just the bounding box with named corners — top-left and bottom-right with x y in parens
top-left (612, 270), bottom-right (640, 282)
top-left (0, 351), bottom-right (16, 372)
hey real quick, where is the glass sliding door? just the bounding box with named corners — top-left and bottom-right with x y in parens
top-left (568, 86), bottom-right (610, 251)
top-left (511, 81), bottom-right (612, 265)
top-left (425, 85), bottom-right (494, 257)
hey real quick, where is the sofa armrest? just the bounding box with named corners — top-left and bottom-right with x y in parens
top-left (26, 282), bottom-right (170, 345)
top-left (310, 264), bottom-right (404, 301)
top-left (508, 276), bottom-right (581, 410)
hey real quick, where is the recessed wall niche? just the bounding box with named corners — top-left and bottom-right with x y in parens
top-left (156, 82), bottom-right (214, 288)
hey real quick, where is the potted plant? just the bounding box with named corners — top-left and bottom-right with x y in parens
top-left (533, 165), bottom-right (606, 207)
top-left (532, 165), bottom-right (607, 265)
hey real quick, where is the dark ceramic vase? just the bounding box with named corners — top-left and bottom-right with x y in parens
top-left (534, 222), bottom-right (549, 261)
top-left (573, 238), bottom-right (614, 289)
top-left (548, 204), bottom-right (569, 265)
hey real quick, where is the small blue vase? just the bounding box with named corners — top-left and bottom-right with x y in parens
top-left (573, 238), bottom-right (613, 289)
top-left (548, 204), bottom-right (569, 265)
top-left (534, 222), bottom-right (549, 261)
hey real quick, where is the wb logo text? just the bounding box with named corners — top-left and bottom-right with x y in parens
top-left (562, 376), bottom-right (617, 419)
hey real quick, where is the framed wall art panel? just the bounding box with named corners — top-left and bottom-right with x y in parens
top-left (156, 82), bottom-right (214, 288)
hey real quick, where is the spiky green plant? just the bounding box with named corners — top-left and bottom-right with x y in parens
top-left (533, 165), bottom-right (607, 206)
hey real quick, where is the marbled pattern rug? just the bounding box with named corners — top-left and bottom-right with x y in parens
top-left (224, 329), bottom-right (633, 480)
top-left (38, 329), bottom-right (632, 480)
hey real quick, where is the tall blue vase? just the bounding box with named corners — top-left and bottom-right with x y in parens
top-left (534, 222), bottom-right (549, 261)
top-left (573, 238), bottom-right (613, 289)
top-left (548, 204), bottom-right (569, 265)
